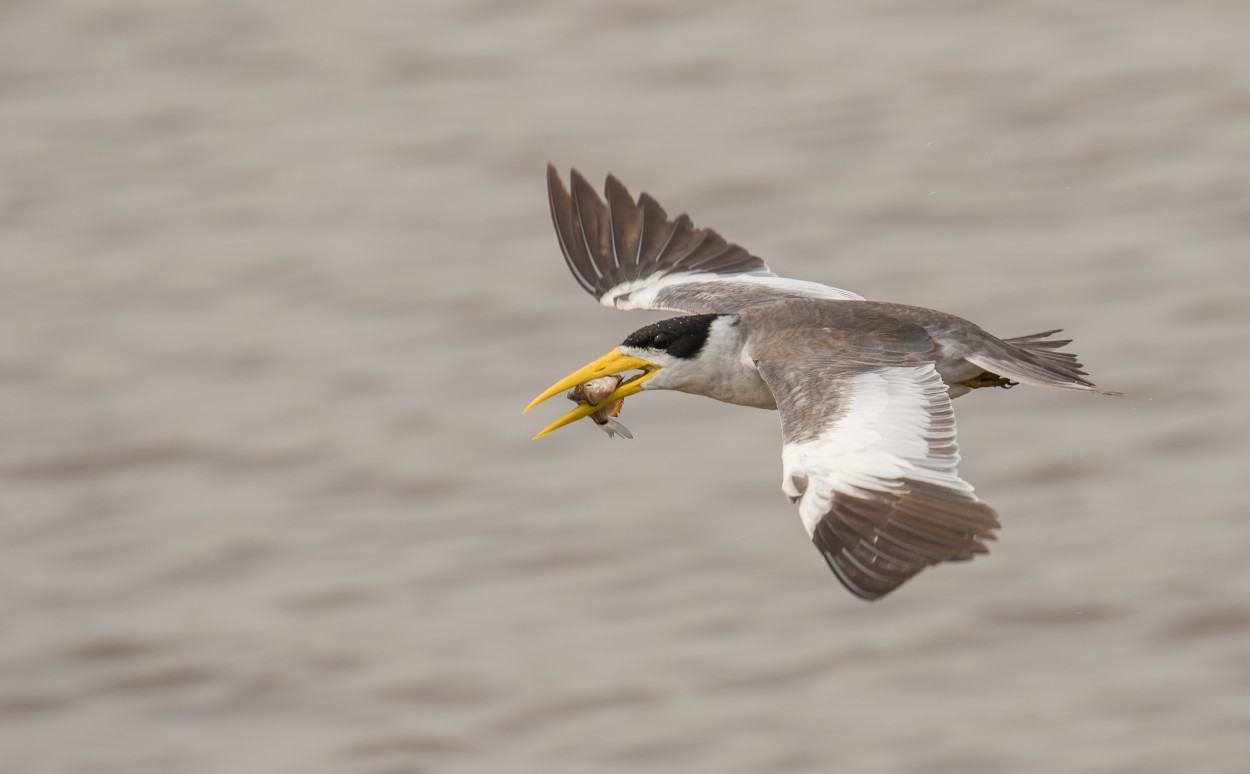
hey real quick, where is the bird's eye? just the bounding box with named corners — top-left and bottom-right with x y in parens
top-left (651, 332), bottom-right (672, 349)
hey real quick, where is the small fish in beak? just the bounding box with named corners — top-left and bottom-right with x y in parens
top-left (567, 375), bottom-right (634, 439)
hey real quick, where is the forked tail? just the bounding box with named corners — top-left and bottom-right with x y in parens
top-left (968, 329), bottom-right (1116, 394)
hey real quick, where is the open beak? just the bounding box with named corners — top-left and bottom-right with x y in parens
top-left (524, 348), bottom-right (659, 439)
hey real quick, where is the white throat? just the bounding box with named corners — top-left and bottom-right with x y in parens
top-left (642, 316), bottom-right (777, 409)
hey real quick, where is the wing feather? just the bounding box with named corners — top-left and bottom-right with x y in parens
top-left (546, 165), bottom-right (598, 294)
top-left (636, 191), bottom-right (677, 268)
top-left (753, 335), bottom-right (1000, 600)
top-left (569, 169), bottom-right (613, 281)
top-left (605, 174), bottom-right (642, 275)
top-left (545, 165), bottom-right (863, 313)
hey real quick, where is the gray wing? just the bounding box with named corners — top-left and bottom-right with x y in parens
top-left (546, 165), bottom-right (863, 314)
top-left (748, 318), bottom-right (999, 600)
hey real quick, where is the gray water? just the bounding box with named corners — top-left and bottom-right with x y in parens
top-left (3, 2), bottom-right (1249, 772)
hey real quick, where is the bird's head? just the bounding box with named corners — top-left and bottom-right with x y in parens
top-left (525, 314), bottom-right (722, 438)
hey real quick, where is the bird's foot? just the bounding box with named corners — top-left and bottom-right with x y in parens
top-left (962, 372), bottom-right (1019, 390)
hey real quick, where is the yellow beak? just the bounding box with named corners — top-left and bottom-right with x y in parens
top-left (524, 348), bottom-right (659, 439)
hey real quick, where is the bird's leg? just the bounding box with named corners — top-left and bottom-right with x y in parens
top-left (961, 372), bottom-right (1019, 390)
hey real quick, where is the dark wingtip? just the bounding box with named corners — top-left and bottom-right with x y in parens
top-left (546, 163), bottom-right (566, 198)
top-left (569, 167), bottom-right (596, 198)
top-left (604, 173), bottom-right (631, 196)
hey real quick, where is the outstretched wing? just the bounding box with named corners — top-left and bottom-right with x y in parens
top-left (546, 165), bottom-right (863, 314)
top-left (751, 322), bottom-right (999, 600)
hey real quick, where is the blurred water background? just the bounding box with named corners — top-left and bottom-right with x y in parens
top-left (2, 1), bottom-right (1248, 772)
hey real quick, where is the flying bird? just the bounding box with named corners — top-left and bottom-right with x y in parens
top-left (526, 165), bottom-right (1108, 600)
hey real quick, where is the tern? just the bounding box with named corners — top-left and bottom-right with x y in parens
top-left (526, 166), bottom-right (1109, 600)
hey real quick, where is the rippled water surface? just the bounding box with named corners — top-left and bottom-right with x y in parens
top-left (2, 2), bottom-right (1249, 772)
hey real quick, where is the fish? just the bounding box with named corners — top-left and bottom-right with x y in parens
top-left (566, 375), bottom-right (634, 439)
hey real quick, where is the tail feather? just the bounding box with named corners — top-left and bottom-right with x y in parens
top-left (1003, 330), bottom-right (1084, 370)
top-left (970, 329), bottom-right (1108, 393)
top-left (1004, 329), bottom-right (1075, 353)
